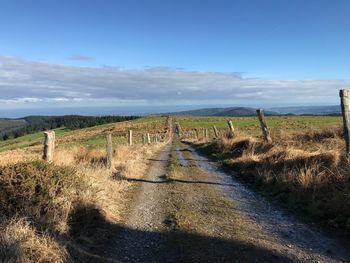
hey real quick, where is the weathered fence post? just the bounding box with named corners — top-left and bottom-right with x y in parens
top-left (256, 109), bottom-right (272, 143)
top-left (340, 89), bottom-right (350, 155)
top-left (175, 122), bottom-right (182, 136)
top-left (204, 128), bottom-right (208, 138)
top-left (106, 134), bottom-right (113, 169)
top-left (142, 134), bottom-right (145, 144)
top-left (128, 130), bottom-right (133, 146)
top-left (147, 133), bottom-right (151, 144)
top-left (227, 120), bottom-right (234, 136)
top-left (155, 133), bottom-right (159, 143)
top-left (195, 129), bottom-right (199, 140)
top-left (213, 125), bottom-right (219, 138)
top-left (43, 131), bottom-right (55, 162)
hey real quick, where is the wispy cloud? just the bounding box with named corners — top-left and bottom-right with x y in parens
top-left (0, 56), bottom-right (349, 108)
top-left (69, 54), bottom-right (95, 61)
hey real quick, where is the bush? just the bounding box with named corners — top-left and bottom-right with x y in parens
top-left (0, 161), bottom-right (88, 233)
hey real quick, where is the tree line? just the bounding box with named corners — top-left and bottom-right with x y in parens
top-left (1, 115), bottom-right (139, 140)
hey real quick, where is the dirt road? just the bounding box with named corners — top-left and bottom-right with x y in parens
top-left (101, 139), bottom-right (349, 262)
top-left (108, 143), bottom-right (175, 262)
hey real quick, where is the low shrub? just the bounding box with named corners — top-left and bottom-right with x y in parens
top-left (0, 160), bottom-right (89, 233)
top-left (0, 160), bottom-right (94, 262)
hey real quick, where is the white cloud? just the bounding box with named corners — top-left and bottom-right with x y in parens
top-left (0, 97), bottom-right (43, 104)
top-left (0, 56), bottom-right (349, 108)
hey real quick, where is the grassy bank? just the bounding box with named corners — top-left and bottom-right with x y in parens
top-left (0, 160), bottom-right (93, 262)
top-left (0, 116), bottom-right (170, 262)
top-left (188, 127), bottom-right (350, 235)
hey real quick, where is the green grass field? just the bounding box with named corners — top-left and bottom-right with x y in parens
top-left (175, 115), bottom-right (342, 136)
top-left (0, 115), bottom-right (342, 152)
top-left (0, 116), bottom-right (167, 152)
top-left (0, 127), bottom-right (69, 152)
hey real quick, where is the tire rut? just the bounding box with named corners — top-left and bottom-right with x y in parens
top-left (106, 139), bottom-right (349, 263)
top-left (108, 143), bottom-right (174, 262)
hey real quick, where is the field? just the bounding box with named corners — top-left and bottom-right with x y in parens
top-left (0, 116), bottom-right (166, 152)
top-left (176, 115), bottom-right (342, 136)
top-left (0, 114), bottom-right (349, 262)
top-left (178, 115), bottom-right (350, 236)
top-left (0, 116), bottom-right (170, 262)
top-left (0, 115), bottom-right (341, 153)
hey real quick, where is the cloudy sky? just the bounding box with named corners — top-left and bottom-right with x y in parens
top-left (0, 0), bottom-right (349, 116)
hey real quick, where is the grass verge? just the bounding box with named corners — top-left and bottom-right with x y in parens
top-left (0, 116), bottom-right (171, 262)
top-left (187, 128), bottom-right (350, 235)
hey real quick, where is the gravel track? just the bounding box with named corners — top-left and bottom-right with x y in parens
top-left (108, 143), bottom-right (173, 262)
top-left (181, 145), bottom-right (350, 262)
top-left (101, 140), bottom-right (349, 263)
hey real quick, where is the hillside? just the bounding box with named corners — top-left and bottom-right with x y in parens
top-left (166, 105), bottom-right (342, 117)
top-left (167, 107), bottom-right (278, 116)
top-left (0, 118), bottom-right (28, 134)
top-left (0, 115), bottom-right (138, 140)
top-left (212, 107), bottom-right (277, 116)
top-left (0, 116), bottom-right (170, 262)
top-left (271, 105), bottom-right (341, 115)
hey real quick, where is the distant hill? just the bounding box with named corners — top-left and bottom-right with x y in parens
top-left (166, 105), bottom-right (341, 117)
top-left (0, 118), bottom-right (28, 135)
top-left (271, 105), bottom-right (341, 115)
top-left (212, 107), bottom-right (277, 116)
top-left (167, 107), bottom-right (278, 117)
top-left (0, 115), bottom-right (138, 140)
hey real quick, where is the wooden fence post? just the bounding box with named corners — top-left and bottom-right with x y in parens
top-left (43, 131), bottom-right (55, 162)
top-left (340, 89), bottom-right (350, 155)
top-left (147, 133), bottom-right (151, 144)
top-left (204, 128), bottom-right (208, 138)
top-left (227, 120), bottom-right (234, 136)
top-left (155, 133), bottom-right (159, 143)
top-left (256, 109), bottom-right (272, 143)
top-left (213, 125), bottom-right (219, 138)
top-left (175, 122), bottom-right (182, 136)
top-left (106, 134), bottom-right (113, 169)
top-left (142, 134), bottom-right (145, 144)
top-left (195, 129), bottom-right (199, 140)
top-left (128, 130), bottom-right (133, 146)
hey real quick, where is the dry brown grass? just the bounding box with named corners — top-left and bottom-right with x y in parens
top-left (195, 127), bottom-right (350, 233)
top-left (57, 117), bottom-right (167, 145)
top-left (0, 148), bottom-right (40, 166)
top-left (54, 142), bottom-right (165, 221)
top-left (0, 117), bottom-right (171, 262)
top-left (0, 142), bottom-right (166, 262)
top-left (0, 218), bottom-right (68, 263)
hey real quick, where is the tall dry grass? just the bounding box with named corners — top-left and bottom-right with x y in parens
top-left (0, 218), bottom-right (68, 263)
top-left (0, 142), bottom-right (167, 262)
top-left (196, 127), bottom-right (350, 233)
top-left (55, 143), bottom-right (165, 222)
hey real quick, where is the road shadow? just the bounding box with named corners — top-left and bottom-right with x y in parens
top-left (147, 158), bottom-right (169, 162)
top-left (66, 203), bottom-right (296, 263)
top-left (116, 175), bottom-right (236, 187)
top-left (179, 148), bottom-right (192, 152)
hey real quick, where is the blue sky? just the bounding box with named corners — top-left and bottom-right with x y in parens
top-left (0, 0), bottom-right (349, 116)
